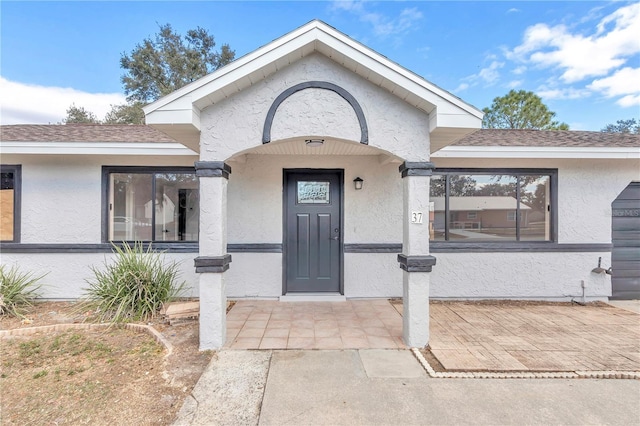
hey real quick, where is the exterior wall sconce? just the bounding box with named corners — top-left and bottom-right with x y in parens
top-left (305, 139), bottom-right (324, 147)
top-left (353, 177), bottom-right (364, 190)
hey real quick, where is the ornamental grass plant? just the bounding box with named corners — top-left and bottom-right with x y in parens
top-left (84, 242), bottom-right (185, 323)
top-left (0, 264), bottom-right (45, 318)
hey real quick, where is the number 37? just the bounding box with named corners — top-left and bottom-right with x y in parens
top-left (411, 211), bottom-right (423, 224)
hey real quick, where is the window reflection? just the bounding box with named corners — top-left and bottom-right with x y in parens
top-left (519, 175), bottom-right (550, 241)
top-left (110, 172), bottom-right (198, 242)
top-left (430, 172), bottom-right (552, 242)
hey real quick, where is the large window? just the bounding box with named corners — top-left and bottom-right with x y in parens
top-left (0, 165), bottom-right (21, 242)
top-left (104, 167), bottom-right (199, 242)
top-left (430, 169), bottom-right (556, 242)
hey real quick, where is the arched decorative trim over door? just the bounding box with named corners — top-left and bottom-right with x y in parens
top-left (262, 81), bottom-right (369, 144)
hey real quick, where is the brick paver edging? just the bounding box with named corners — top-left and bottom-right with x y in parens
top-left (411, 348), bottom-right (640, 380)
top-left (0, 323), bottom-right (174, 358)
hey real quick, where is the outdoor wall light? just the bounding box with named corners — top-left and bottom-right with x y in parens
top-left (591, 256), bottom-right (612, 275)
top-left (353, 177), bottom-right (364, 190)
top-left (305, 139), bottom-right (324, 147)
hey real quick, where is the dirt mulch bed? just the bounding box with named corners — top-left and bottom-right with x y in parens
top-left (0, 301), bottom-right (216, 426)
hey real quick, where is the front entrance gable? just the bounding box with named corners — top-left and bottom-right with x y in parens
top-left (198, 53), bottom-right (433, 161)
top-left (144, 20), bottom-right (482, 154)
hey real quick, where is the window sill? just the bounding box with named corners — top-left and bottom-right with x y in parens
top-left (0, 242), bottom-right (199, 253)
top-left (430, 242), bottom-right (612, 252)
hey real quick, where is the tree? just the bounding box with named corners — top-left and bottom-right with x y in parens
top-left (430, 175), bottom-right (477, 197)
top-left (482, 90), bottom-right (569, 130)
top-left (120, 23), bottom-right (235, 103)
top-left (474, 182), bottom-right (516, 197)
top-left (63, 104), bottom-right (99, 124)
top-left (104, 103), bottom-right (146, 124)
top-left (601, 118), bottom-right (639, 134)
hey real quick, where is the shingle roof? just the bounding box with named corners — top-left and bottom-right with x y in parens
top-left (453, 129), bottom-right (640, 148)
top-left (0, 124), bottom-right (177, 143)
top-left (3, 125), bottom-right (639, 149)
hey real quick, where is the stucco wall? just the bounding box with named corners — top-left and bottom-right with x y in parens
top-left (433, 157), bottom-right (639, 244)
top-left (1, 154), bottom-right (200, 299)
top-left (428, 157), bottom-right (639, 300)
top-left (3, 154), bottom-right (197, 244)
top-left (430, 251), bottom-right (612, 301)
top-left (0, 252), bottom-right (200, 300)
top-left (224, 153), bottom-right (404, 298)
top-left (2, 154), bottom-right (637, 300)
top-left (270, 88), bottom-right (361, 143)
top-left (199, 53), bottom-right (431, 162)
top-left (226, 154), bottom-right (402, 244)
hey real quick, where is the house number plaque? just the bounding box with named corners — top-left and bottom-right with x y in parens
top-left (411, 211), bottom-right (423, 224)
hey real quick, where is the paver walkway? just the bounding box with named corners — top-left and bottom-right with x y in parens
top-left (225, 299), bottom-right (404, 350)
top-left (224, 299), bottom-right (640, 372)
top-left (428, 302), bottom-right (640, 372)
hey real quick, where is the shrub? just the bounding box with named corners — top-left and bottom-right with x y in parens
top-left (84, 242), bottom-right (185, 323)
top-left (0, 264), bottom-right (45, 318)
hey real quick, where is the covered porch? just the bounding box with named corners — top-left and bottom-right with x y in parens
top-left (143, 21), bottom-right (483, 350)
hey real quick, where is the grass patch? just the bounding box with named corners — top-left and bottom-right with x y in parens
top-left (0, 328), bottom-right (168, 425)
top-left (33, 370), bottom-right (48, 379)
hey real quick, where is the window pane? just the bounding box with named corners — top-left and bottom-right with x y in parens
top-left (110, 173), bottom-right (153, 241)
top-left (155, 173), bottom-right (199, 241)
top-left (520, 175), bottom-right (551, 241)
top-left (0, 171), bottom-right (15, 241)
top-left (297, 181), bottom-right (330, 204)
top-left (429, 175), bottom-right (445, 240)
top-left (449, 174), bottom-right (517, 241)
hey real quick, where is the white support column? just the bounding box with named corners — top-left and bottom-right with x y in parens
top-left (194, 161), bottom-right (232, 350)
top-left (398, 162), bottom-right (436, 348)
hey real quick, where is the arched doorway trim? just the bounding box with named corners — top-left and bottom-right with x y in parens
top-left (262, 81), bottom-right (369, 144)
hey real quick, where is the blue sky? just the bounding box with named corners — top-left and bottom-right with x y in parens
top-left (1, 1), bottom-right (639, 130)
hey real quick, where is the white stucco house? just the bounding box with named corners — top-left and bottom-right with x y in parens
top-left (1, 21), bottom-right (639, 350)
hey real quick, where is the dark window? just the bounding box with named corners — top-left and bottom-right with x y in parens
top-left (0, 165), bottom-right (21, 242)
top-left (103, 167), bottom-right (199, 242)
top-left (430, 169), bottom-right (556, 242)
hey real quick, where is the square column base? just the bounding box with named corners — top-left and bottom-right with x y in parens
top-left (199, 273), bottom-right (227, 350)
top-left (402, 271), bottom-right (430, 347)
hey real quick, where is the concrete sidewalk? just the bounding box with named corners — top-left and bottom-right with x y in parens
top-left (173, 349), bottom-right (640, 426)
top-left (607, 299), bottom-right (640, 314)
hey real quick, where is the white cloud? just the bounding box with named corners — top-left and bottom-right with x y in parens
top-left (456, 59), bottom-right (504, 92)
top-left (331, 1), bottom-right (423, 37)
top-left (330, 0), bottom-right (364, 13)
top-left (477, 61), bottom-right (504, 85)
top-left (509, 3), bottom-right (640, 83)
top-left (537, 87), bottom-right (591, 100)
top-left (588, 67), bottom-right (640, 107)
top-left (453, 83), bottom-right (469, 93)
top-left (616, 94), bottom-right (640, 107)
top-left (0, 77), bottom-right (125, 125)
top-left (512, 66), bottom-right (527, 75)
top-left (506, 80), bottom-right (523, 89)
top-left (507, 8), bottom-right (520, 14)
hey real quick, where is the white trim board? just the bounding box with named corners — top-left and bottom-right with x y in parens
top-left (0, 142), bottom-right (198, 156)
top-left (432, 146), bottom-right (640, 159)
